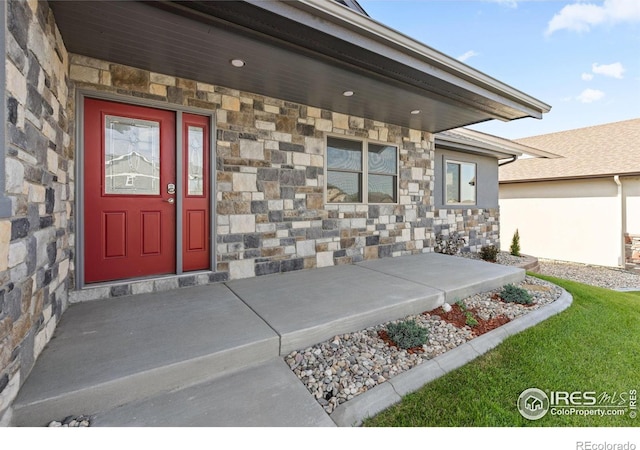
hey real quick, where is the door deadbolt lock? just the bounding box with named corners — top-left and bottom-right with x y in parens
top-left (167, 183), bottom-right (176, 195)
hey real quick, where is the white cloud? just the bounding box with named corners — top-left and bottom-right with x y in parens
top-left (545, 0), bottom-right (640, 36)
top-left (592, 62), bottom-right (625, 78)
top-left (457, 50), bottom-right (480, 62)
top-left (581, 72), bottom-right (594, 81)
top-left (577, 88), bottom-right (605, 103)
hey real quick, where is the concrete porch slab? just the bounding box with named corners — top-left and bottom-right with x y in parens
top-left (225, 264), bottom-right (444, 355)
top-left (11, 284), bottom-right (279, 426)
top-left (91, 358), bottom-right (335, 427)
top-left (358, 252), bottom-right (525, 303)
top-left (10, 252), bottom-right (532, 427)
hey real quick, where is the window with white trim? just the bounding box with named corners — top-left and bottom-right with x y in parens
top-left (326, 137), bottom-right (397, 204)
top-left (445, 160), bottom-right (476, 205)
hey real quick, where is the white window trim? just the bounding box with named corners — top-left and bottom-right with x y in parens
top-left (324, 135), bottom-right (399, 205)
top-left (444, 159), bottom-right (477, 206)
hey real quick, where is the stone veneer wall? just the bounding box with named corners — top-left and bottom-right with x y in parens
top-left (625, 234), bottom-right (640, 271)
top-left (433, 208), bottom-right (500, 253)
top-left (69, 55), bottom-right (438, 282)
top-left (1, 0), bottom-right (72, 422)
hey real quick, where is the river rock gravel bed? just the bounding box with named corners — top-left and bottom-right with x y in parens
top-left (286, 275), bottom-right (561, 415)
top-left (460, 251), bottom-right (640, 290)
top-left (537, 260), bottom-right (640, 290)
top-left (458, 250), bottom-right (528, 266)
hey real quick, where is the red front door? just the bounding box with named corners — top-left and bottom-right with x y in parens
top-left (84, 99), bottom-right (177, 283)
top-left (182, 113), bottom-right (211, 271)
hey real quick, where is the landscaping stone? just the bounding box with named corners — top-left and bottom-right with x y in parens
top-left (47, 414), bottom-right (92, 427)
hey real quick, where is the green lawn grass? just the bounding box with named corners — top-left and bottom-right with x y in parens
top-left (363, 275), bottom-right (640, 427)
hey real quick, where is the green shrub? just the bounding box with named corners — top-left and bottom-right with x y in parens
top-left (386, 320), bottom-right (429, 349)
top-left (480, 245), bottom-right (499, 262)
top-left (510, 229), bottom-right (521, 257)
top-left (500, 284), bottom-right (533, 305)
top-left (465, 311), bottom-right (478, 327)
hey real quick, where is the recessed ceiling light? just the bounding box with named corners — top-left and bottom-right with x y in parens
top-left (230, 59), bottom-right (245, 68)
top-left (342, 90), bottom-right (354, 97)
top-left (410, 109), bottom-right (421, 115)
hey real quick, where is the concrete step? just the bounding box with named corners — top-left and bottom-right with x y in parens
top-left (625, 263), bottom-right (639, 272)
top-left (90, 358), bottom-right (335, 427)
top-left (515, 254), bottom-right (540, 273)
top-left (358, 252), bottom-right (525, 303)
top-left (225, 264), bottom-right (446, 355)
top-left (11, 284), bottom-right (280, 426)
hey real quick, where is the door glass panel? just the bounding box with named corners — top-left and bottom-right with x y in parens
top-left (104, 115), bottom-right (160, 195)
top-left (187, 126), bottom-right (204, 196)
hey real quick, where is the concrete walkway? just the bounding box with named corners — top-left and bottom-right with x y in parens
top-left (10, 253), bottom-right (528, 427)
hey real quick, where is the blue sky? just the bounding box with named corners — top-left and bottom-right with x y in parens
top-left (359, 0), bottom-right (640, 139)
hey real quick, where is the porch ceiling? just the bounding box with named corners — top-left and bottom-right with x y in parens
top-left (49, 0), bottom-right (550, 133)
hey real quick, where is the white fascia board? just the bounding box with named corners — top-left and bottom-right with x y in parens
top-left (435, 134), bottom-right (522, 159)
top-left (450, 128), bottom-right (562, 159)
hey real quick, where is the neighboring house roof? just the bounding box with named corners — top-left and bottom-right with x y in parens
top-left (500, 118), bottom-right (640, 183)
top-left (333, 0), bottom-right (369, 16)
top-left (50, 0), bottom-right (550, 133)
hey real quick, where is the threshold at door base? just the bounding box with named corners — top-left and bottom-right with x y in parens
top-left (70, 271), bottom-right (229, 303)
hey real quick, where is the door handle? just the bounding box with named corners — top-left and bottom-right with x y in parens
top-left (166, 198), bottom-right (175, 204)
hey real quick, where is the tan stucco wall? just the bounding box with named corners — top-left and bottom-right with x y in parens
top-left (499, 178), bottom-right (628, 267)
top-left (624, 177), bottom-right (640, 235)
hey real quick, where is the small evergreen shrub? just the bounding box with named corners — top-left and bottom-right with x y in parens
top-left (480, 245), bottom-right (499, 262)
top-left (454, 300), bottom-right (479, 327)
top-left (510, 229), bottom-right (521, 257)
top-left (386, 320), bottom-right (428, 349)
top-left (500, 284), bottom-right (533, 305)
top-left (465, 311), bottom-right (479, 327)
top-left (435, 231), bottom-right (466, 256)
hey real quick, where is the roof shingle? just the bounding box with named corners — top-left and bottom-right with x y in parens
top-left (499, 118), bottom-right (640, 182)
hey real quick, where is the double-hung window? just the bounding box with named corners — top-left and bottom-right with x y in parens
top-left (326, 137), bottom-right (397, 204)
top-left (445, 160), bottom-right (476, 205)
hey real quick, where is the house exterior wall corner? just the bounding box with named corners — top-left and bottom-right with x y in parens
top-left (1, 0), bottom-right (72, 421)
